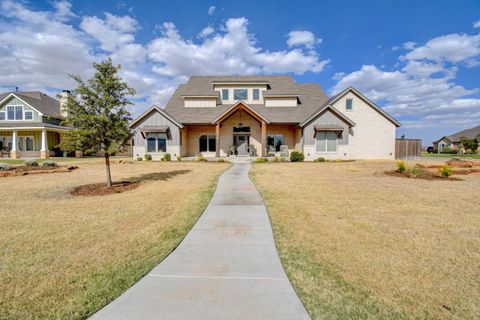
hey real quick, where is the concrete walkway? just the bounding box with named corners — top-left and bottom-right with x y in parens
top-left (91, 160), bottom-right (310, 320)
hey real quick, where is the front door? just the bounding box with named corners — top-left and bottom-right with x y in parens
top-left (235, 135), bottom-right (249, 156)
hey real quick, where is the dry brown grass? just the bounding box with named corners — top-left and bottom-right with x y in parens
top-left (251, 161), bottom-right (480, 320)
top-left (0, 160), bottom-right (229, 319)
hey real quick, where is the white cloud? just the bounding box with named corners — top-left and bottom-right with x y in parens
top-left (286, 30), bottom-right (320, 49)
top-left (0, 2), bottom-right (331, 117)
top-left (474, 20), bottom-right (480, 28)
top-left (148, 18), bottom-right (329, 77)
top-left (403, 41), bottom-right (416, 50)
top-left (402, 33), bottom-right (480, 65)
top-left (208, 5), bottom-right (215, 15)
top-left (80, 13), bottom-right (138, 51)
top-left (198, 26), bottom-right (214, 38)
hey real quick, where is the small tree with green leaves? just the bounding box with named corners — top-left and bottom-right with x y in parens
top-left (460, 135), bottom-right (479, 154)
top-left (62, 58), bottom-right (135, 187)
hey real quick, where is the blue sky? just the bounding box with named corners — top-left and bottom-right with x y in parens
top-left (1, 0), bottom-right (479, 144)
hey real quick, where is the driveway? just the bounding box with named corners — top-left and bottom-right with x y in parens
top-left (91, 160), bottom-right (310, 320)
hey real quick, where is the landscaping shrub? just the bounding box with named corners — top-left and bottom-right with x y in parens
top-left (0, 163), bottom-right (12, 171)
top-left (176, 155), bottom-right (182, 161)
top-left (196, 155), bottom-right (207, 162)
top-left (396, 160), bottom-right (407, 173)
top-left (280, 157), bottom-right (288, 162)
top-left (439, 165), bottom-right (452, 178)
top-left (290, 151), bottom-right (304, 162)
top-left (216, 158), bottom-right (225, 162)
top-left (42, 161), bottom-right (58, 168)
top-left (271, 156), bottom-right (280, 162)
top-left (314, 157), bottom-right (326, 162)
top-left (408, 166), bottom-right (426, 178)
top-left (136, 157), bottom-right (142, 161)
top-left (254, 157), bottom-right (268, 163)
top-left (163, 153), bottom-right (171, 161)
top-left (144, 154), bottom-right (152, 161)
top-left (24, 159), bottom-right (39, 167)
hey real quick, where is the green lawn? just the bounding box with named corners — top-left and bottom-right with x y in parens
top-left (421, 152), bottom-right (480, 159)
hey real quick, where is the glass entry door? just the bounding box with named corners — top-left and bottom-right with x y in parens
top-left (234, 135), bottom-right (249, 156)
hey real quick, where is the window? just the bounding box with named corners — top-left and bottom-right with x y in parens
top-left (7, 106), bottom-right (14, 120)
top-left (267, 134), bottom-right (284, 152)
top-left (253, 89), bottom-right (260, 100)
top-left (316, 132), bottom-right (337, 152)
top-left (146, 133), bottom-right (167, 153)
top-left (222, 89), bottom-right (229, 100)
top-left (25, 137), bottom-right (34, 151)
top-left (233, 89), bottom-right (248, 100)
top-left (6, 105), bottom-right (23, 120)
top-left (346, 99), bottom-right (353, 110)
top-left (0, 136), bottom-right (12, 151)
top-left (199, 135), bottom-right (216, 152)
top-left (0, 111), bottom-right (5, 120)
top-left (25, 111), bottom-right (33, 120)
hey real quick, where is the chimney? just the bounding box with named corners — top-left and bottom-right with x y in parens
top-left (58, 90), bottom-right (71, 118)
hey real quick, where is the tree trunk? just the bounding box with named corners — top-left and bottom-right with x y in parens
top-left (104, 152), bottom-right (112, 187)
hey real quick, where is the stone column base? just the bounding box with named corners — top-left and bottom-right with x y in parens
top-left (40, 150), bottom-right (49, 159)
top-left (10, 150), bottom-right (20, 159)
top-left (75, 151), bottom-right (83, 158)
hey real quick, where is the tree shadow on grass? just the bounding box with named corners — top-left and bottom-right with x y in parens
top-left (127, 169), bottom-right (191, 183)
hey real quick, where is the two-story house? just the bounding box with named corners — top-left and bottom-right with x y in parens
top-left (130, 76), bottom-right (400, 161)
top-left (130, 76), bottom-right (400, 160)
top-left (0, 90), bottom-right (71, 159)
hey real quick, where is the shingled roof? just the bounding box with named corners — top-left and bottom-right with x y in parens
top-left (0, 91), bottom-right (61, 117)
top-left (438, 125), bottom-right (480, 143)
top-left (163, 76), bottom-right (328, 124)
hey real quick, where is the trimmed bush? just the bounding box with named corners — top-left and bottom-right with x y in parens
top-left (196, 155), bottom-right (207, 162)
top-left (271, 156), bottom-right (280, 162)
top-left (163, 153), bottom-right (171, 161)
top-left (396, 160), bottom-right (406, 173)
top-left (314, 157), bottom-right (326, 162)
top-left (439, 165), bottom-right (452, 178)
top-left (176, 155), bottom-right (182, 161)
top-left (136, 157), bottom-right (142, 161)
top-left (42, 161), bottom-right (58, 168)
top-left (290, 151), bottom-right (304, 162)
top-left (0, 163), bottom-right (12, 171)
top-left (254, 157), bottom-right (268, 163)
top-left (216, 158), bottom-right (225, 162)
top-left (144, 154), bottom-right (152, 161)
top-left (24, 159), bottom-right (39, 167)
top-left (408, 166), bottom-right (426, 178)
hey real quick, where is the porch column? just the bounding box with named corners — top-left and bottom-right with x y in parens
top-left (10, 129), bottom-right (19, 159)
top-left (215, 123), bottom-right (220, 157)
top-left (40, 129), bottom-right (49, 159)
top-left (261, 122), bottom-right (266, 157)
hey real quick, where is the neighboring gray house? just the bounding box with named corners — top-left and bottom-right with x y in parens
top-left (0, 91), bottom-right (71, 159)
top-left (433, 125), bottom-right (480, 153)
top-left (130, 76), bottom-right (401, 160)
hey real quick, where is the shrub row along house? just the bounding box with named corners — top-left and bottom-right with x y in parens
top-left (0, 91), bottom-right (71, 159)
top-left (130, 76), bottom-right (400, 160)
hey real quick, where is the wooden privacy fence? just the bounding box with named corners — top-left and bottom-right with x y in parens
top-left (395, 139), bottom-right (422, 159)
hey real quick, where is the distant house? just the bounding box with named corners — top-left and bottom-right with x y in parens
top-left (0, 91), bottom-right (71, 159)
top-left (433, 125), bottom-right (480, 153)
top-left (130, 76), bottom-right (400, 160)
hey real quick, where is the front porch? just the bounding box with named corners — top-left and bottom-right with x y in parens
top-left (0, 127), bottom-right (67, 159)
top-left (180, 102), bottom-right (302, 158)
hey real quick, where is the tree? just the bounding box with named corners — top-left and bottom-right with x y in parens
top-left (460, 135), bottom-right (479, 154)
top-left (62, 58), bottom-right (135, 187)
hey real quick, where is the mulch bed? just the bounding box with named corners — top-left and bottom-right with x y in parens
top-left (0, 165), bottom-right (78, 177)
top-left (385, 170), bottom-right (461, 181)
top-left (70, 181), bottom-right (139, 196)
